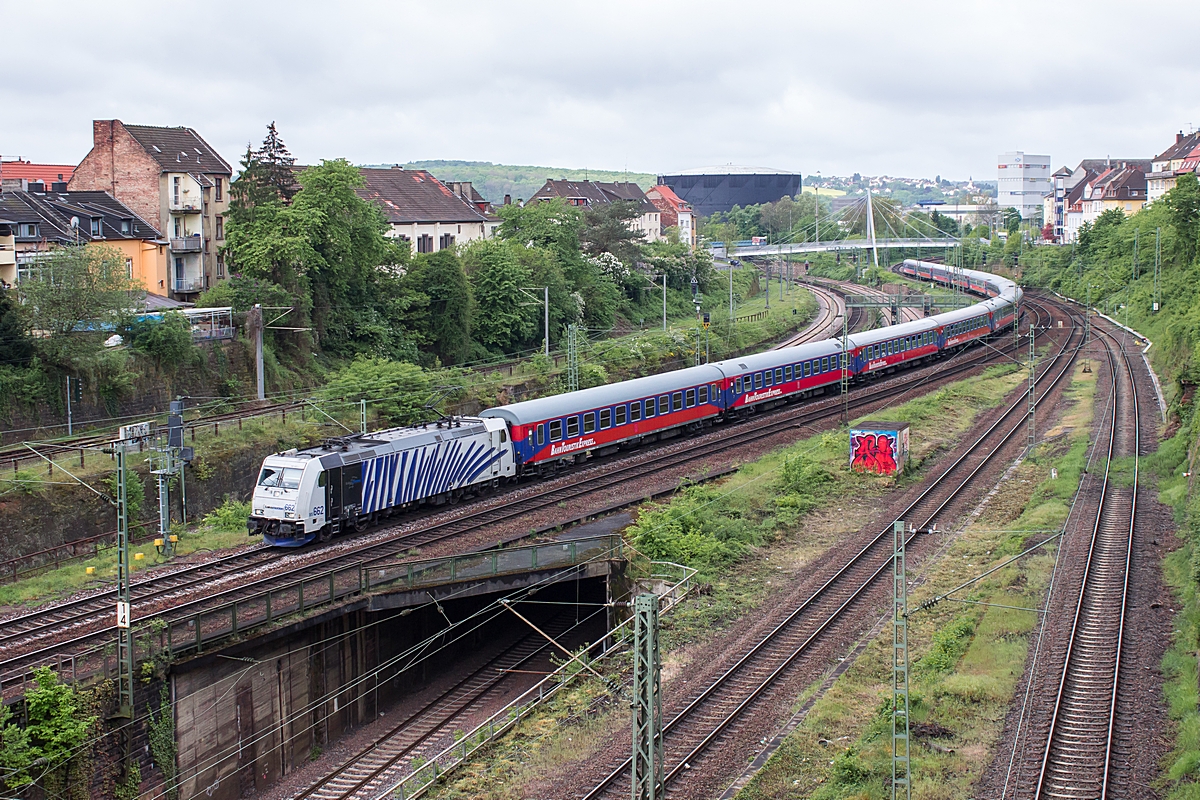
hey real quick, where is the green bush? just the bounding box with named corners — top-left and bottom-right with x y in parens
top-left (202, 498), bottom-right (252, 533)
top-left (321, 356), bottom-right (433, 426)
top-left (127, 311), bottom-right (198, 371)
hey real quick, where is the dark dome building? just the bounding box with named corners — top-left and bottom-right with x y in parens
top-left (656, 166), bottom-right (803, 217)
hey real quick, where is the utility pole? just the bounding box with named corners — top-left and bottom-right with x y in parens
top-left (519, 287), bottom-right (551, 356)
top-left (728, 263), bottom-right (734, 324)
top-left (841, 311), bottom-right (850, 425)
top-left (65, 376), bottom-right (74, 435)
top-left (764, 262), bottom-right (770, 312)
top-left (892, 520), bottom-right (911, 800)
top-left (114, 443), bottom-right (134, 720)
top-left (566, 324), bottom-right (580, 393)
top-left (250, 303), bottom-right (265, 401)
top-left (360, 399), bottom-right (367, 434)
top-left (1132, 228), bottom-right (1139, 281)
top-left (1153, 227), bottom-right (1162, 312)
top-left (866, 188), bottom-right (880, 269)
top-left (814, 171), bottom-right (820, 247)
top-left (631, 593), bottom-right (663, 800)
top-left (1085, 284), bottom-right (1092, 347)
top-left (1028, 324), bottom-right (1036, 452)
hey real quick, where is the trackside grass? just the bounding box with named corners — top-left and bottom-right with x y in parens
top-left (735, 362), bottom-right (1097, 800)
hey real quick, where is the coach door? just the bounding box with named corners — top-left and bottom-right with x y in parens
top-left (326, 466), bottom-right (343, 521)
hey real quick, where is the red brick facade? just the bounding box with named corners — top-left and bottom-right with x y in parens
top-left (69, 120), bottom-right (164, 232)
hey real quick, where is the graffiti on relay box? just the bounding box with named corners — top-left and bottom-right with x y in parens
top-left (851, 432), bottom-right (899, 475)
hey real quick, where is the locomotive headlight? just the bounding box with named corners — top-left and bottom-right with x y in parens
top-left (284, 511), bottom-right (295, 519)
top-left (254, 508), bottom-right (264, 516)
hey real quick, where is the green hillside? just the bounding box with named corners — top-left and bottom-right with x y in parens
top-left (392, 160), bottom-right (656, 206)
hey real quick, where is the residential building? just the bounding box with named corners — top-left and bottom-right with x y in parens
top-left (1147, 131), bottom-right (1200, 203)
top-left (69, 120), bottom-right (231, 300)
top-left (644, 184), bottom-right (695, 247)
top-left (528, 179), bottom-right (662, 243)
top-left (0, 159), bottom-right (76, 192)
top-left (997, 152), bottom-right (1052, 220)
top-left (1043, 166), bottom-right (1073, 241)
top-left (0, 186), bottom-right (167, 292)
top-left (0, 216), bottom-right (14, 288)
top-left (355, 167), bottom-right (500, 253)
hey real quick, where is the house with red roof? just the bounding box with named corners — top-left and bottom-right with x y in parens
top-left (0, 159), bottom-right (76, 191)
top-left (1148, 131), bottom-right (1200, 203)
top-left (357, 167), bottom-right (500, 254)
top-left (644, 184), bottom-right (695, 248)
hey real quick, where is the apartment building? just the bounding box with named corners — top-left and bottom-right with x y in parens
top-left (69, 120), bottom-right (232, 300)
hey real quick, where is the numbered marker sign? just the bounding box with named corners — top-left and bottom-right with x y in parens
top-left (116, 601), bottom-right (130, 629)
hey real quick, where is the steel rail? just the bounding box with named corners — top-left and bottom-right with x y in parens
top-left (1034, 322), bottom-right (1140, 799)
top-left (0, 302), bottom-right (1049, 685)
top-left (578, 298), bottom-right (1083, 799)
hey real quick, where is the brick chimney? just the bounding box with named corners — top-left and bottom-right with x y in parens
top-left (94, 119), bottom-right (114, 146)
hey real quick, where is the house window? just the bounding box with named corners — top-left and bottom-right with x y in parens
top-left (173, 176), bottom-right (180, 206)
top-left (215, 177), bottom-right (223, 201)
top-left (19, 223), bottom-right (38, 237)
top-left (549, 420), bottom-right (562, 441)
top-left (217, 253), bottom-right (225, 278)
top-left (630, 402), bottom-right (641, 422)
top-left (174, 218), bottom-right (182, 238)
top-left (439, 233), bottom-right (455, 250)
top-left (125, 258), bottom-right (133, 278)
top-left (599, 408), bottom-right (611, 429)
top-left (615, 405), bottom-right (626, 426)
top-left (120, 219), bottom-right (131, 235)
top-left (567, 416), bottom-right (580, 438)
top-left (417, 234), bottom-right (434, 253)
top-left (216, 216), bottom-right (224, 240)
top-left (583, 412), bottom-right (595, 434)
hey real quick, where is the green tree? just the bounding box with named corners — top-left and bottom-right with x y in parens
top-left (462, 239), bottom-right (535, 352)
top-left (321, 357), bottom-right (432, 425)
top-left (1165, 172), bottom-right (1200, 263)
top-left (1002, 207), bottom-right (1022, 234)
top-left (227, 122), bottom-right (299, 230)
top-left (496, 199), bottom-right (584, 261)
top-left (0, 288), bottom-right (34, 367)
top-left (580, 200), bottom-right (645, 266)
top-left (408, 249), bottom-right (472, 364)
top-left (17, 245), bottom-right (144, 371)
top-left (126, 311), bottom-right (198, 372)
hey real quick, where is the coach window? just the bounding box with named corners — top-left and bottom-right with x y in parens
top-left (549, 420), bottom-right (563, 441)
top-left (774, 367), bottom-right (783, 383)
top-left (615, 405), bottom-right (627, 426)
top-left (567, 416), bottom-right (580, 438)
top-left (318, 471), bottom-right (327, 487)
top-left (644, 399), bottom-right (655, 418)
top-left (659, 395), bottom-right (670, 415)
top-left (685, 388), bottom-right (695, 407)
top-left (785, 365), bottom-right (793, 381)
top-left (763, 371), bottom-right (772, 387)
top-left (537, 424), bottom-right (545, 445)
top-left (735, 377), bottom-right (743, 394)
top-left (599, 408), bottom-right (611, 429)
top-left (822, 357), bottom-right (830, 371)
top-left (803, 361), bottom-right (811, 377)
top-left (672, 392), bottom-right (683, 412)
top-left (632, 401), bottom-right (643, 421)
top-left (699, 385), bottom-right (709, 404)
top-left (583, 412), bottom-right (595, 434)
top-left (754, 372), bottom-right (763, 389)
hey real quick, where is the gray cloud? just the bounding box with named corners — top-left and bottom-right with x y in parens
top-left (1, 0), bottom-right (1197, 181)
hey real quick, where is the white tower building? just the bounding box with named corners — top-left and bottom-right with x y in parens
top-left (997, 151), bottom-right (1051, 220)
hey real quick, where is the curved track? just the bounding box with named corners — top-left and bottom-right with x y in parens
top-left (1034, 325), bottom-right (1141, 799)
top-left (576, 297), bottom-right (1084, 799)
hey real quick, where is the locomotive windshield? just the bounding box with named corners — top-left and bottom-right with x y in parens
top-left (258, 466), bottom-right (303, 489)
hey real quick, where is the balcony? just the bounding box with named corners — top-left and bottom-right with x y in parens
top-left (170, 237), bottom-right (203, 252)
top-left (174, 277), bottom-right (205, 293)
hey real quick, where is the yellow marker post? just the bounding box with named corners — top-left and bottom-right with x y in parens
top-left (134, 552), bottom-right (145, 561)
top-left (86, 566), bottom-right (95, 575)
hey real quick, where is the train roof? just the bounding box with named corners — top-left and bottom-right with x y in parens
top-left (709, 339), bottom-right (842, 375)
top-left (481, 364), bottom-right (727, 426)
top-left (264, 416), bottom-right (500, 467)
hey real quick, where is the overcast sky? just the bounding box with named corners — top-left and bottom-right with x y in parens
top-left (2, 0), bottom-right (1197, 183)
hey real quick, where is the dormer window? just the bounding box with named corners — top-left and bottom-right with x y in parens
top-left (19, 223), bottom-right (38, 238)
top-left (90, 218), bottom-right (103, 236)
top-left (120, 219), bottom-right (131, 234)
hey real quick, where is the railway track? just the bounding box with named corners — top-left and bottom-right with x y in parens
top-left (291, 611), bottom-right (581, 800)
top-left (575, 296), bottom-right (1084, 799)
top-left (0, 298), bottom-right (1054, 691)
top-left (1033, 324), bottom-right (1141, 799)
